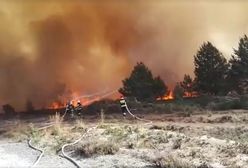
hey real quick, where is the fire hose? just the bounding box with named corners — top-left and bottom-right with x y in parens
top-left (27, 89), bottom-right (117, 168)
top-left (62, 89), bottom-right (118, 118)
top-left (28, 123), bottom-right (55, 168)
top-left (60, 90), bottom-right (118, 167)
top-left (27, 89), bottom-right (151, 168)
top-left (60, 95), bottom-right (154, 168)
top-left (28, 139), bottom-right (44, 167)
top-left (61, 126), bottom-right (97, 168)
top-left (125, 104), bottom-right (153, 125)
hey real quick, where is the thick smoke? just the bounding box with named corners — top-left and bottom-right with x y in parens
top-left (0, 1), bottom-right (248, 111)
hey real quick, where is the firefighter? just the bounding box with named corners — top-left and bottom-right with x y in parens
top-left (65, 101), bottom-right (71, 115)
top-left (68, 101), bottom-right (75, 118)
top-left (75, 100), bottom-right (83, 117)
top-left (119, 96), bottom-right (127, 118)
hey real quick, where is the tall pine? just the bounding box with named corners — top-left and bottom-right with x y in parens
top-left (228, 35), bottom-right (248, 94)
top-left (194, 42), bottom-right (228, 95)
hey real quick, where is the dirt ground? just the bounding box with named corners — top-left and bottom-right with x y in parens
top-left (1, 110), bottom-right (248, 168)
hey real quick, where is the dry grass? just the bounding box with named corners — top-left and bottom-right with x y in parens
top-left (152, 155), bottom-right (192, 168)
top-left (49, 112), bottom-right (63, 136)
top-left (2, 114), bottom-right (88, 153)
top-left (75, 139), bottom-right (119, 157)
top-left (3, 121), bottom-right (32, 142)
top-left (3, 111), bottom-right (248, 167)
top-left (100, 109), bottom-right (105, 124)
top-left (72, 119), bottom-right (86, 132)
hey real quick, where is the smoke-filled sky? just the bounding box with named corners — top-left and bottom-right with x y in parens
top-left (1, 0), bottom-right (248, 111)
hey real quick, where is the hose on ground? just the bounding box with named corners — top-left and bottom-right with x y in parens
top-left (28, 124), bottom-right (55, 167)
top-left (61, 126), bottom-right (97, 168)
top-left (28, 89), bottom-right (124, 168)
top-left (28, 139), bottom-right (44, 167)
top-left (125, 105), bottom-right (153, 125)
top-left (60, 100), bottom-right (152, 168)
top-left (27, 89), bottom-right (116, 167)
top-left (61, 90), bottom-right (118, 167)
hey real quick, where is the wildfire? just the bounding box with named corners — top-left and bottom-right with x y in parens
top-left (80, 97), bottom-right (101, 106)
top-left (156, 90), bottom-right (199, 101)
top-left (157, 90), bottom-right (174, 101)
top-left (48, 101), bottom-right (66, 109)
top-left (47, 96), bottom-right (102, 110)
top-left (183, 91), bottom-right (199, 98)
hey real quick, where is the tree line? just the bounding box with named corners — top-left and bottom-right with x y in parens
top-left (119, 34), bottom-right (248, 100)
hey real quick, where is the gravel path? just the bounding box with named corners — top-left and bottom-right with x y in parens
top-left (77, 154), bottom-right (153, 168)
top-left (0, 141), bottom-right (152, 168)
top-left (0, 141), bottom-right (74, 168)
top-left (0, 142), bottom-right (37, 167)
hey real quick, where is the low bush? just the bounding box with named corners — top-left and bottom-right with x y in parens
top-left (77, 140), bottom-right (119, 157)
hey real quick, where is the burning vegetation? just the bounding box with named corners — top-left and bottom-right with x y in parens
top-left (1, 1), bottom-right (248, 113)
top-left (2, 2), bottom-right (248, 168)
top-left (0, 0), bottom-right (247, 111)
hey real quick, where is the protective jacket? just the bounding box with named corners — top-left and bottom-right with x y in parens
top-left (120, 98), bottom-right (127, 107)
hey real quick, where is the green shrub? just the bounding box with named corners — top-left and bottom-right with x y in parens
top-left (207, 99), bottom-right (246, 111)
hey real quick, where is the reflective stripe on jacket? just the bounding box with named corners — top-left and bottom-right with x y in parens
top-left (120, 99), bottom-right (127, 107)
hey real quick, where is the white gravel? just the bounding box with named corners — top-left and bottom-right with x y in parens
top-left (0, 142), bottom-right (37, 167)
top-left (0, 141), bottom-right (76, 168)
top-left (77, 154), bottom-right (153, 168)
top-left (0, 141), bottom-right (153, 168)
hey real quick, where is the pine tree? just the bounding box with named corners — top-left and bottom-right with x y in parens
top-left (194, 42), bottom-right (228, 95)
top-left (153, 76), bottom-right (168, 99)
top-left (173, 83), bottom-right (184, 100)
top-left (228, 35), bottom-right (248, 94)
top-left (119, 62), bottom-right (168, 101)
top-left (180, 74), bottom-right (194, 97)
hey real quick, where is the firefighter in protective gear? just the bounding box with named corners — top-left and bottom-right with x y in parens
top-left (65, 101), bottom-right (71, 114)
top-left (75, 100), bottom-right (83, 116)
top-left (119, 96), bottom-right (127, 117)
top-left (68, 101), bottom-right (75, 118)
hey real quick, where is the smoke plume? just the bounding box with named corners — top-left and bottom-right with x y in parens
top-left (0, 0), bottom-right (248, 111)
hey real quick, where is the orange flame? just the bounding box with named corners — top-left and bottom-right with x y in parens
top-left (183, 91), bottom-right (199, 98)
top-left (157, 90), bottom-right (174, 101)
top-left (47, 96), bottom-right (102, 109)
top-left (163, 90), bottom-right (174, 100)
top-left (48, 101), bottom-right (66, 109)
